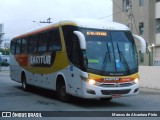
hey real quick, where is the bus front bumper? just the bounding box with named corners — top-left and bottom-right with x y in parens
top-left (81, 81), bottom-right (139, 99)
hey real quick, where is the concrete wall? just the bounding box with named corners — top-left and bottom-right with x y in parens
top-left (139, 66), bottom-right (160, 89)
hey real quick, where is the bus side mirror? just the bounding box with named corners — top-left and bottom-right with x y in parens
top-left (73, 31), bottom-right (86, 50)
top-left (133, 34), bottom-right (147, 53)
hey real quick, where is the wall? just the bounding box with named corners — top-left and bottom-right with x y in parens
top-left (156, 33), bottom-right (160, 44)
top-left (156, 2), bottom-right (160, 19)
top-left (139, 66), bottom-right (160, 89)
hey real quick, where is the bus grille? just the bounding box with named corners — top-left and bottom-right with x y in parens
top-left (99, 83), bottom-right (134, 88)
top-left (101, 89), bottom-right (131, 95)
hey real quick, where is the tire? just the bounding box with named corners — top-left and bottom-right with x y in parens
top-left (21, 74), bottom-right (28, 91)
top-left (100, 97), bottom-right (112, 102)
top-left (57, 81), bottom-right (69, 102)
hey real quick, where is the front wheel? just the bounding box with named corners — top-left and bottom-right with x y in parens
top-left (57, 82), bottom-right (69, 102)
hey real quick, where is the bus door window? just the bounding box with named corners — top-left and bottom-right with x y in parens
top-left (71, 35), bottom-right (81, 68)
top-left (62, 26), bottom-right (79, 61)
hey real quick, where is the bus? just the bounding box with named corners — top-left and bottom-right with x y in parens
top-left (10, 19), bottom-right (146, 102)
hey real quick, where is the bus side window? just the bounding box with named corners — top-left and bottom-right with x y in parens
top-left (48, 29), bottom-right (61, 51)
top-left (28, 35), bottom-right (38, 53)
top-left (15, 39), bottom-right (21, 54)
top-left (10, 40), bottom-right (16, 54)
top-left (38, 32), bottom-right (49, 52)
top-left (21, 37), bottom-right (28, 53)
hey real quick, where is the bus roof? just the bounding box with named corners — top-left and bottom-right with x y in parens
top-left (13, 19), bottom-right (130, 39)
top-left (62, 19), bottom-right (130, 30)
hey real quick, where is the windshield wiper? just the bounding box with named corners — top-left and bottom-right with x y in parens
top-left (101, 44), bottom-right (111, 73)
top-left (116, 43), bottom-right (130, 73)
top-left (120, 51), bottom-right (130, 74)
top-left (101, 52), bottom-right (109, 73)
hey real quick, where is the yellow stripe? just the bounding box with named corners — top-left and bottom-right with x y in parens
top-left (88, 73), bottom-right (139, 79)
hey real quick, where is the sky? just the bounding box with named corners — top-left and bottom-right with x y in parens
top-left (0, 0), bottom-right (113, 40)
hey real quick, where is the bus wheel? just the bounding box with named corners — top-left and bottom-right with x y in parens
top-left (100, 97), bottom-right (112, 102)
top-left (22, 74), bottom-right (28, 91)
top-left (57, 81), bottom-right (69, 102)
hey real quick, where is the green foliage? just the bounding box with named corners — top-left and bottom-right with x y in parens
top-left (0, 48), bottom-right (10, 55)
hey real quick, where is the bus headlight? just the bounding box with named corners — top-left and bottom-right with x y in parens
top-left (88, 79), bottom-right (96, 85)
top-left (80, 75), bottom-right (100, 85)
top-left (134, 78), bottom-right (139, 83)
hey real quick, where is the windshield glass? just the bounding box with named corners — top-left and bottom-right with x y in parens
top-left (82, 29), bottom-right (138, 76)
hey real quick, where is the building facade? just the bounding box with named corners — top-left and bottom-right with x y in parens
top-left (113, 0), bottom-right (160, 66)
top-left (0, 24), bottom-right (4, 48)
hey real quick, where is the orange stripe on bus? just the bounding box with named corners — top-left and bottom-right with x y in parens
top-left (15, 54), bottom-right (28, 67)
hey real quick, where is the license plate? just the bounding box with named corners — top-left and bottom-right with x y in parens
top-left (112, 94), bottom-right (121, 98)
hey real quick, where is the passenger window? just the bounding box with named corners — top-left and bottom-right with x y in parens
top-left (28, 35), bottom-right (38, 53)
top-left (48, 29), bottom-right (61, 51)
top-left (10, 40), bottom-right (16, 54)
top-left (38, 32), bottom-right (49, 52)
top-left (21, 38), bottom-right (28, 53)
top-left (15, 39), bottom-right (21, 54)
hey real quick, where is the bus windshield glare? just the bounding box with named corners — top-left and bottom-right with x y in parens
top-left (82, 29), bottom-right (138, 76)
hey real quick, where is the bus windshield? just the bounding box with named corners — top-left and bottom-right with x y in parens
top-left (82, 29), bottom-right (138, 76)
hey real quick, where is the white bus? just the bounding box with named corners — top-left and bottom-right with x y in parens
top-left (10, 19), bottom-right (146, 102)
